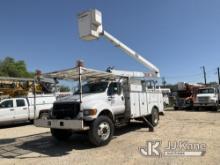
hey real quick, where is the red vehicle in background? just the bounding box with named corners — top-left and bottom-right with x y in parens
top-left (174, 82), bottom-right (203, 110)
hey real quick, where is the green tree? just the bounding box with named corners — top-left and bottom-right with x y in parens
top-left (0, 57), bottom-right (34, 78)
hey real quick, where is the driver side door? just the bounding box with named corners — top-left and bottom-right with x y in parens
top-left (108, 82), bottom-right (125, 114)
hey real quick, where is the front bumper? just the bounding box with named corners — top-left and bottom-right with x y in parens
top-left (34, 119), bottom-right (89, 130)
top-left (193, 103), bottom-right (217, 107)
top-left (175, 105), bottom-right (191, 109)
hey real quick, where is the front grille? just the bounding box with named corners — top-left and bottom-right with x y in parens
top-left (52, 102), bottom-right (80, 119)
top-left (177, 98), bottom-right (185, 106)
top-left (198, 97), bottom-right (210, 103)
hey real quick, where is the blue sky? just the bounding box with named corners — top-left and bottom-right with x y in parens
top-left (0, 0), bottom-right (220, 84)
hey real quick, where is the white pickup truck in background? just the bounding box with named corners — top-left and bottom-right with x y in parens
top-left (0, 94), bottom-right (56, 126)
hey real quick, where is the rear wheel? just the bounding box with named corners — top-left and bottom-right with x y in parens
top-left (51, 128), bottom-right (72, 141)
top-left (148, 108), bottom-right (159, 127)
top-left (88, 116), bottom-right (114, 146)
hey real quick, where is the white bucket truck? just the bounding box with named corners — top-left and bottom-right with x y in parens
top-left (35, 9), bottom-right (164, 146)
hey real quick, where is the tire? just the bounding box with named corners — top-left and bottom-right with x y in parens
top-left (148, 108), bottom-right (159, 127)
top-left (216, 105), bottom-right (219, 111)
top-left (215, 103), bottom-right (219, 111)
top-left (39, 112), bottom-right (49, 120)
top-left (193, 107), bottom-right (198, 111)
top-left (51, 128), bottom-right (72, 141)
top-left (88, 116), bottom-right (114, 147)
top-left (212, 106), bottom-right (218, 111)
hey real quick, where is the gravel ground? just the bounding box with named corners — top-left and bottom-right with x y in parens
top-left (0, 110), bottom-right (220, 165)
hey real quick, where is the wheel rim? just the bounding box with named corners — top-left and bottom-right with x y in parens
top-left (40, 114), bottom-right (48, 120)
top-left (97, 122), bottom-right (111, 141)
top-left (154, 111), bottom-right (159, 124)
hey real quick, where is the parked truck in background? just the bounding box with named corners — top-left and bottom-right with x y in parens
top-left (174, 82), bottom-right (202, 110)
top-left (0, 76), bottom-right (57, 98)
top-left (34, 9), bottom-right (164, 146)
top-left (160, 88), bottom-right (171, 106)
top-left (193, 86), bottom-right (220, 111)
top-left (0, 94), bottom-right (56, 126)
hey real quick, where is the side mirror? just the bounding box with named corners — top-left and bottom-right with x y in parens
top-left (112, 87), bottom-right (118, 95)
top-left (108, 87), bottom-right (117, 96)
top-left (112, 87), bottom-right (121, 95)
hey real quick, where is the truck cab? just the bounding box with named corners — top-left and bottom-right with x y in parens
top-left (53, 81), bottom-right (125, 122)
top-left (194, 87), bottom-right (220, 110)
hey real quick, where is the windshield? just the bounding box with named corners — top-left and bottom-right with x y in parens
top-left (177, 90), bottom-right (192, 98)
top-left (74, 82), bottom-right (108, 94)
top-left (198, 88), bottom-right (215, 94)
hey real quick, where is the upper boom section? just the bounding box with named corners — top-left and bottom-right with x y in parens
top-left (78, 9), bottom-right (160, 77)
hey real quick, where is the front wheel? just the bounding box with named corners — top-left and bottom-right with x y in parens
top-left (193, 107), bottom-right (199, 111)
top-left (212, 106), bottom-right (218, 111)
top-left (39, 112), bottom-right (49, 120)
top-left (88, 116), bottom-right (114, 146)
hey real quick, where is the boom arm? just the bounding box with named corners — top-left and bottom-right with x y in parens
top-left (103, 31), bottom-right (160, 76)
top-left (78, 9), bottom-right (160, 77)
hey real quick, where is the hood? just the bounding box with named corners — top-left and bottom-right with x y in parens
top-left (55, 93), bottom-right (106, 103)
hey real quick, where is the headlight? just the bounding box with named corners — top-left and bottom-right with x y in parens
top-left (83, 109), bottom-right (97, 116)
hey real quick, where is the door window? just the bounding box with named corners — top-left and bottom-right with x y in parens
top-left (16, 99), bottom-right (25, 107)
top-left (0, 100), bottom-right (13, 108)
top-left (108, 82), bottom-right (121, 95)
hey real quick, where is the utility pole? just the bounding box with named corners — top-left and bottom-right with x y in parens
top-left (162, 77), bottom-right (166, 88)
top-left (217, 67), bottom-right (220, 85)
top-left (202, 66), bottom-right (207, 85)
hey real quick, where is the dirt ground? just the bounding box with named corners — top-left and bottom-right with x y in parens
top-left (0, 109), bottom-right (220, 165)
